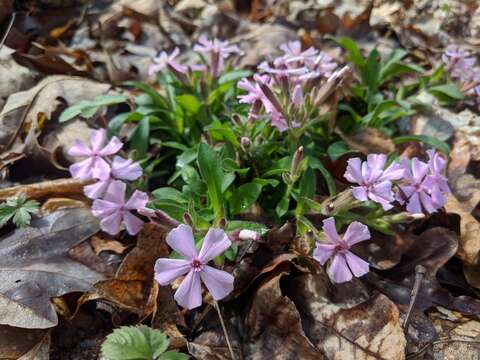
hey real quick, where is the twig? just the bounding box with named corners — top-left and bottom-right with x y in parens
top-left (0, 12), bottom-right (15, 51)
top-left (213, 300), bottom-right (237, 360)
top-left (403, 265), bottom-right (427, 331)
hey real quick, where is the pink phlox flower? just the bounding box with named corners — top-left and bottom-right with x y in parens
top-left (313, 217), bottom-right (370, 283)
top-left (396, 151), bottom-right (450, 214)
top-left (194, 36), bottom-right (239, 76)
top-left (300, 52), bottom-right (338, 81)
top-left (154, 224), bottom-right (234, 310)
top-left (442, 45), bottom-right (477, 82)
top-left (148, 48), bottom-right (187, 75)
top-left (279, 40), bottom-right (318, 62)
top-left (344, 154), bottom-right (404, 210)
top-left (91, 180), bottom-right (148, 235)
top-left (84, 156), bottom-right (143, 199)
top-left (68, 129), bottom-right (122, 180)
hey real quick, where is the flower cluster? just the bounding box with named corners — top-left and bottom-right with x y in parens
top-left (237, 40), bottom-right (344, 132)
top-left (442, 44), bottom-right (480, 104)
top-left (344, 150), bottom-right (450, 214)
top-left (148, 36), bottom-right (239, 79)
top-left (68, 129), bottom-right (148, 235)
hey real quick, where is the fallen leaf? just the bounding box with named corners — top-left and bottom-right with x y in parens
top-left (244, 273), bottom-right (325, 359)
top-left (339, 128), bottom-right (395, 154)
top-left (0, 208), bottom-right (103, 329)
top-left (0, 326), bottom-right (49, 359)
top-left (90, 235), bottom-right (129, 255)
top-left (285, 273), bottom-right (406, 360)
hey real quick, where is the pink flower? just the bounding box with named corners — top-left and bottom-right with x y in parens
top-left (301, 52), bottom-right (338, 80)
top-left (344, 154), bottom-right (404, 210)
top-left (397, 151), bottom-right (450, 214)
top-left (442, 45), bottom-right (477, 82)
top-left (148, 48), bottom-right (187, 75)
top-left (314, 217), bottom-right (370, 283)
top-left (84, 156), bottom-right (143, 199)
top-left (91, 180), bottom-right (148, 235)
top-left (279, 40), bottom-right (318, 63)
top-left (68, 129), bottom-right (122, 180)
top-left (154, 224), bottom-right (234, 310)
top-left (194, 36), bottom-right (239, 76)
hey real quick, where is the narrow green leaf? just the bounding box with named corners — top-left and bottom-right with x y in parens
top-left (229, 182), bottom-right (263, 215)
top-left (218, 70), bottom-right (252, 85)
top-left (131, 117), bottom-right (150, 158)
top-left (392, 135), bottom-right (450, 154)
top-left (428, 84), bottom-right (464, 100)
top-left (337, 37), bottom-right (365, 68)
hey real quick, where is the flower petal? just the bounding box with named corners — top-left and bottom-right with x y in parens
top-left (125, 190), bottom-right (149, 210)
top-left (344, 251), bottom-right (369, 278)
top-left (198, 228), bottom-right (231, 263)
top-left (166, 224), bottom-right (198, 260)
top-left (123, 212), bottom-right (144, 235)
top-left (313, 243), bottom-right (337, 265)
top-left (174, 270), bottom-right (203, 310)
top-left (84, 180), bottom-right (110, 199)
top-left (411, 158), bottom-right (429, 182)
top-left (69, 158), bottom-right (94, 179)
top-left (99, 211), bottom-right (123, 235)
top-left (406, 192), bottom-right (422, 214)
top-left (352, 186), bottom-right (368, 201)
top-left (344, 158), bottom-right (363, 184)
top-left (200, 265), bottom-right (234, 301)
top-left (103, 180), bottom-right (126, 204)
top-left (154, 258), bottom-right (190, 285)
top-left (90, 129), bottom-right (106, 152)
top-left (91, 199), bottom-right (119, 217)
top-left (328, 254), bottom-right (352, 283)
top-left (111, 156), bottom-right (143, 181)
top-left (322, 217), bottom-right (340, 244)
top-left (92, 157), bottom-right (111, 180)
top-left (68, 139), bottom-right (91, 157)
top-left (343, 221), bottom-right (370, 246)
top-left (98, 136), bottom-right (123, 156)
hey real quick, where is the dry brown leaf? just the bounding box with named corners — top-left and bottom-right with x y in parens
top-left (41, 197), bottom-right (88, 213)
top-left (90, 235), bottom-right (129, 255)
top-left (286, 273), bottom-right (406, 360)
top-left (0, 178), bottom-right (90, 200)
top-left (0, 326), bottom-right (50, 360)
top-left (339, 128), bottom-right (395, 154)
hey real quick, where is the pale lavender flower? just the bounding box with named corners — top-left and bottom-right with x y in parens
top-left (91, 180), bottom-right (148, 235)
top-left (194, 36), bottom-right (239, 76)
top-left (301, 52), bottom-right (338, 80)
top-left (84, 156), bottom-right (143, 199)
top-left (148, 48), bottom-right (187, 75)
top-left (397, 151), bottom-right (450, 214)
top-left (280, 40), bottom-right (318, 62)
top-left (68, 129), bottom-right (122, 180)
top-left (314, 217), bottom-right (370, 283)
top-left (344, 154), bottom-right (404, 210)
top-left (154, 224), bottom-right (234, 310)
top-left (442, 45), bottom-right (477, 82)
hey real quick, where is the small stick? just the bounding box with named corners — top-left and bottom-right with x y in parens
top-left (0, 12), bottom-right (15, 51)
top-left (213, 300), bottom-right (237, 360)
top-left (403, 265), bottom-right (427, 331)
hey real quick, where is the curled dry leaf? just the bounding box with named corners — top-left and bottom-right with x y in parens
top-left (0, 208), bottom-right (102, 329)
top-left (90, 235), bottom-right (129, 255)
top-left (0, 178), bottom-right (90, 201)
top-left (339, 127), bottom-right (395, 154)
top-left (244, 273), bottom-right (324, 360)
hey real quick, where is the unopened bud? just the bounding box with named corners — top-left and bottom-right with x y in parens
top-left (183, 212), bottom-right (194, 227)
top-left (386, 212), bottom-right (425, 224)
top-left (239, 229), bottom-right (261, 242)
top-left (290, 146), bottom-right (304, 178)
top-left (241, 137), bottom-right (251, 149)
top-left (257, 80), bottom-right (284, 116)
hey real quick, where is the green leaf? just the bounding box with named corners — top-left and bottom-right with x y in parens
top-left (176, 94), bottom-right (201, 114)
top-left (152, 188), bottom-right (188, 204)
top-left (392, 135), bottom-right (450, 154)
top-left (218, 70), bottom-right (252, 85)
top-left (337, 37), bottom-right (365, 68)
top-left (225, 220), bottom-right (268, 234)
top-left (308, 157), bottom-right (336, 196)
top-left (158, 350), bottom-right (190, 360)
top-left (229, 182), bottom-right (263, 215)
top-left (361, 49), bottom-right (381, 92)
top-left (131, 116), bottom-right (150, 158)
top-left (101, 325), bottom-right (169, 360)
top-left (276, 196), bottom-right (290, 218)
top-left (0, 196), bottom-right (39, 228)
top-left (380, 63), bottom-right (423, 83)
top-left (59, 95), bottom-right (127, 122)
top-left (428, 84), bottom-right (464, 100)
top-left (197, 143), bottom-right (227, 219)
top-left (327, 141), bottom-right (352, 161)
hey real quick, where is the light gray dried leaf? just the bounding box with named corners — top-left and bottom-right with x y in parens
top-left (0, 208), bottom-right (102, 329)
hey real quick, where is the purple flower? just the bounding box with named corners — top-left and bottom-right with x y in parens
top-left (301, 52), bottom-right (338, 80)
top-left (91, 180), bottom-right (148, 235)
top-left (194, 36), bottom-right (239, 76)
top-left (397, 151), bottom-right (450, 214)
top-left (154, 224), bottom-right (234, 310)
top-left (313, 217), bottom-right (370, 283)
top-left (279, 40), bottom-right (318, 63)
top-left (442, 45), bottom-right (477, 82)
top-left (84, 156), bottom-right (143, 199)
top-left (68, 129), bottom-right (123, 180)
top-left (344, 154), bottom-right (404, 210)
top-left (148, 48), bottom-right (187, 75)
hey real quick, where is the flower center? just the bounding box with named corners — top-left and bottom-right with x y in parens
top-left (190, 259), bottom-right (204, 272)
top-left (334, 241), bottom-right (349, 254)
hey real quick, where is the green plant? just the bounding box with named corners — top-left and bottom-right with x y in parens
top-left (101, 325), bottom-right (189, 360)
top-left (0, 195), bottom-right (39, 228)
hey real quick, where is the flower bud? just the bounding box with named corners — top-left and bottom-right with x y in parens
top-left (241, 137), bottom-right (251, 149)
top-left (239, 229), bottom-right (261, 242)
top-left (290, 146), bottom-right (304, 178)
